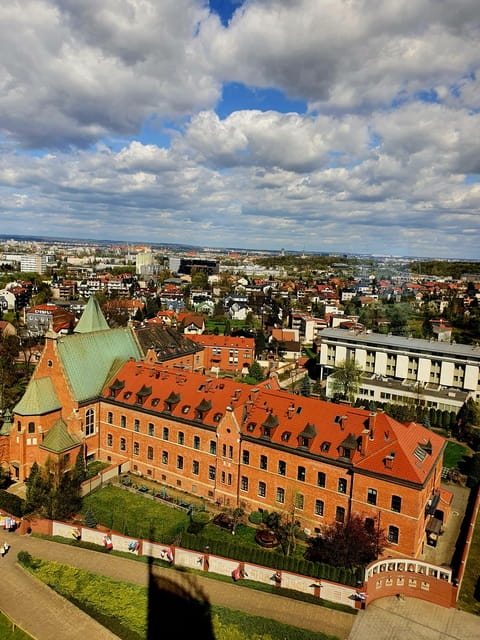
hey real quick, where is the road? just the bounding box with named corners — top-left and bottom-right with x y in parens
top-left (0, 533), bottom-right (356, 639)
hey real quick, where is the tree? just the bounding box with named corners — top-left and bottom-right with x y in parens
top-left (24, 461), bottom-right (49, 514)
top-left (247, 361), bottom-right (264, 383)
top-left (25, 456), bottom-right (82, 520)
top-left (75, 445), bottom-right (87, 483)
top-left (300, 374), bottom-right (311, 397)
top-left (306, 514), bottom-right (388, 567)
top-left (330, 359), bottom-right (363, 402)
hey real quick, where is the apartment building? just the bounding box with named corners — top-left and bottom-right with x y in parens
top-left (188, 334), bottom-right (254, 374)
top-left (319, 328), bottom-right (480, 411)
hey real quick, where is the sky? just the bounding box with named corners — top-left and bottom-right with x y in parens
top-left (0, 0), bottom-right (479, 258)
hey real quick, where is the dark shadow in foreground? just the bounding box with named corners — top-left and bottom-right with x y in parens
top-left (147, 556), bottom-right (215, 639)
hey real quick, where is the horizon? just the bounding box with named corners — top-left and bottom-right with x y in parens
top-left (0, 1), bottom-right (479, 259)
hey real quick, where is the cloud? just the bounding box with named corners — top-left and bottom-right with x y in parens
top-left (0, 0), bottom-right (479, 258)
top-left (0, 0), bottom-right (219, 148)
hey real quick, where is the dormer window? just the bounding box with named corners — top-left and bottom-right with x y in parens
top-left (195, 398), bottom-right (212, 420)
top-left (109, 378), bottom-right (125, 398)
top-left (136, 384), bottom-right (152, 405)
top-left (298, 423), bottom-right (317, 449)
top-left (165, 391), bottom-right (181, 412)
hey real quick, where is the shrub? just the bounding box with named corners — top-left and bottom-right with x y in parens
top-left (248, 511), bottom-right (262, 525)
top-left (0, 489), bottom-right (24, 517)
top-left (17, 550), bottom-right (32, 567)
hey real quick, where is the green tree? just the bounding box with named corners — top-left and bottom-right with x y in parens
top-left (75, 445), bottom-right (87, 483)
top-left (300, 374), bottom-right (311, 397)
top-left (24, 461), bottom-right (49, 514)
top-left (330, 359), bottom-right (363, 402)
top-left (248, 361), bottom-right (264, 383)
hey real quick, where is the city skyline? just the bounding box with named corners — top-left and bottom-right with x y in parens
top-left (0, 1), bottom-right (479, 259)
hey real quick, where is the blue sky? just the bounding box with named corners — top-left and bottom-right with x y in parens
top-left (0, 1), bottom-right (479, 258)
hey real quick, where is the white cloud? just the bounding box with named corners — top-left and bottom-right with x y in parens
top-left (0, 0), bottom-right (479, 257)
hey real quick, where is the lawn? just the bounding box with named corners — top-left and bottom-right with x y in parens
top-left (21, 557), bottom-right (340, 640)
top-left (0, 613), bottom-right (33, 640)
top-left (443, 441), bottom-right (471, 470)
top-left (81, 485), bottom-right (190, 543)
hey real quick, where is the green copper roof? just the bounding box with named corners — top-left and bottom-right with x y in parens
top-left (74, 296), bottom-right (110, 334)
top-left (57, 327), bottom-right (142, 402)
top-left (40, 418), bottom-right (81, 454)
top-left (14, 377), bottom-right (62, 417)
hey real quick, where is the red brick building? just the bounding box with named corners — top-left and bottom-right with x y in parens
top-left (188, 334), bottom-right (255, 375)
top-left (2, 297), bottom-right (451, 559)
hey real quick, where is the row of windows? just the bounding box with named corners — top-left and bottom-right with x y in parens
top-left (367, 489), bottom-right (402, 513)
top-left (106, 419), bottom-right (234, 457)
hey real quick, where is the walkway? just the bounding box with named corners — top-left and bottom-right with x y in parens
top-left (349, 595), bottom-right (480, 640)
top-left (1, 533), bottom-right (356, 640)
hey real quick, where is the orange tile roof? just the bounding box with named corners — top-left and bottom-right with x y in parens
top-left (104, 362), bottom-right (445, 485)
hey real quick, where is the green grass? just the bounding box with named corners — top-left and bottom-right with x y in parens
top-left (0, 613), bottom-right (33, 640)
top-left (443, 441), bottom-right (471, 470)
top-left (457, 499), bottom-right (480, 615)
top-left (21, 557), bottom-right (340, 640)
top-left (81, 485), bottom-right (190, 543)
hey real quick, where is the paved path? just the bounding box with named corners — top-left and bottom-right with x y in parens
top-left (0, 533), bottom-right (356, 639)
top-left (349, 595), bottom-right (480, 640)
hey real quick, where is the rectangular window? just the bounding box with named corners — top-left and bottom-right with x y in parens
top-left (315, 499), bottom-right (324, 516)
top-left (177, 455), bottom-right (184, 470)
top-left (147, 446), bottom-right (153, 460)
top-left (297, 466), bottom-right (306, 482)
top-left (107, 412), bottom-right (113, 424)
top-left (120, 437), bottom-right (126, 452)
top-left (229, 445), bottom-right (233, 459)
top-left (258, 481), bottom-right (266, 498)
top-left (178, 431), bottom-right (184, 445)
top-left (295, 493), bottom-right (304, 510)
top-left (260, 455), bottom-right (268, 470)
top-left (162, 451), bottom-right (168, 465)
top-left (163, 427), bottom-right (169, 441)
top-left (134, 419), bottom-right (140, 432)
top-left (148, 423), bottom-right (154, 437)
top-left (193, 435), bottom-right (200, 450)
top-left (120, 415), bottom-right (126, 428)
top-left (338, 478), bottom-right (347, 494)
top-left (242, 450), bottom-right (250, 465)
top-left (388, 526), bottom-right (399, 544)
top-left (367, 488), bottom-right (377, 505)
top-left (335, 506), bottom-right (345, 523)
top-left (192, 460), bottom-right (199, 475)
top-left (222, 444), bottom-right (227, 457)
top-left (241, 476), bottom-right (249, 491)
top-left (107, 433), bottom-right (113, 447)
top-left (276, 487), bottom-right (285, 504)
top-left (278, 460), bottom-right (286, 476)
top-left (210, 440), bottom-right (217, 455)
top-left (391, 495), bottom-right (402, 513)
top-left (317, 472), bottom-right (326, 488)
top-left (133, 441), bottom-right (139, 456)
top-left (208, 466), bottom-right (216, 481)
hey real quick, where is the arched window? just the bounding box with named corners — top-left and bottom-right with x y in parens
top-left (107, 433), bottom-right (113, 447)
top-left (85, 409), bottom-right (95, 436)
top-left (28, 422), bottom-right (35, 434)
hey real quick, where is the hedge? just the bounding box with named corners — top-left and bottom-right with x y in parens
top-left (179, 531), bottom-right (364, 587)
top-left (0, 489), bottom-right (24, 517)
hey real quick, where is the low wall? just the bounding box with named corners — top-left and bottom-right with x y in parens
top-left (364, 557), bottom-right (456, 608)
top-left (22, 517), bottom-right (357, 609)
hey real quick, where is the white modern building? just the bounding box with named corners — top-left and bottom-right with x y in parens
top-left (319, 328), bottom-right (480, 411)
